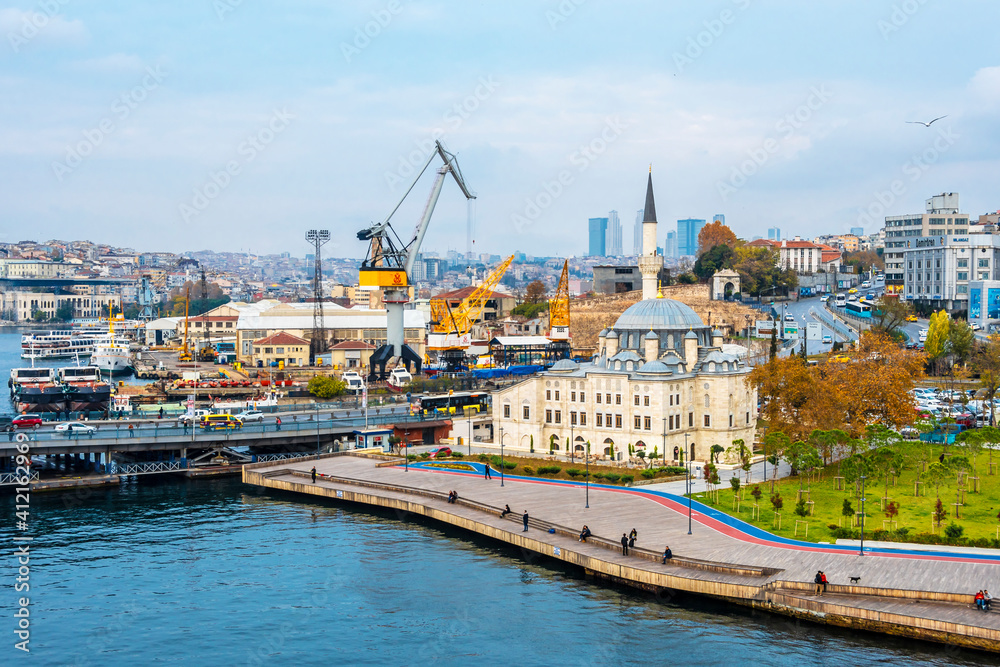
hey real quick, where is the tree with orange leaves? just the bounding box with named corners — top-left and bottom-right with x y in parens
top-left (697, 221), bottom-right (738, 256)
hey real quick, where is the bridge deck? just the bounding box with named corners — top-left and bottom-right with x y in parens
top-left (246, 455), bottom-right (1000, 651)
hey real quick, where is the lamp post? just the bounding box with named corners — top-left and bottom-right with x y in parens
top-left (685, 432), bottom-right (692, 535)
top-left (500, 429), bottom-right (506, 487)
top-left (468, 415), bottom-right (472, 457)
top-left (404, 428), bottom-right (409, 472)
top-left (585, 440), bottom-right (590, 508)
top-left (661, 417), bottom-right (666, 467)
top-left (859, 474), bottom-right (867, 556)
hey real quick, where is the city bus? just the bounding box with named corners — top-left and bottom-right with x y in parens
top-left (844, 301), bottom-right (872, 318)
top-left (418, 391), bottom-right (490, 416)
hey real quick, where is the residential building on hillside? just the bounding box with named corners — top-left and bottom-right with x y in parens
top-left (749, 237), bottom-right (839, 274)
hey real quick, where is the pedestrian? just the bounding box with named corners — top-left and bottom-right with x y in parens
top-left (820, 571), bottom-right (828, 593)
top-left (500, 504), bottom-right (511, 518)
top-left (311, 466), bottom-right (317, 483)
top-left (484, 463), bottom-right (492, 480)
top-left (662, 546), bottom-right (672, 564)
top-left (276, 417), bottom-right (282, 431)
top-left (579, 525), bottom-right (591, 542)
top-left (985, 590), bottom-right (993, 612)
top-left (621, 533), bottom-right (629, 556)
top-left (814, 571), bottom-right (823, 595)
top-left (128, 423), bottom-right (135, 438)
top-left (629, 528), bottom-right (637, 548)
top-left (522, 511), bottom-right (529, 532)
top-left (6, 426), bottom-right (13, 442)
top-left (158, 407), bottom-right (164, 419)
top-left (183, 421), bottom-right (189, 435)
top-left (976, 590), bottom-right (985, 611)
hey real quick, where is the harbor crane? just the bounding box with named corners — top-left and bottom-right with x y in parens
top-left (428, 255), bottom-right (514, 371)
top-left (547, 259), bottom-right (572, 360)
top-left (358, 140), bottom-right (476, 380)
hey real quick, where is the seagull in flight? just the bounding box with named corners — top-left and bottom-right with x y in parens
top-left (906, 115), bottom-right (947, 127)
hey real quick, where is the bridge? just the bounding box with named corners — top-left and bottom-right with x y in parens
top-left (0, 276), bottom-right (132, 289)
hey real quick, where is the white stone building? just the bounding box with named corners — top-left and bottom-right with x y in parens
top-left (491, 173), bottom-right (756, 464)
top-left (902, 234), bottom-right (1000, 314)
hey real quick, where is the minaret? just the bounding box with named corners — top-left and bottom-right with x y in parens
top-left (638, 167), bottom-right (663, 300)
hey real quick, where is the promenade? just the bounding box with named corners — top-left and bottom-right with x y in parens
top-left (245, 453), bottom-right (1000, 653)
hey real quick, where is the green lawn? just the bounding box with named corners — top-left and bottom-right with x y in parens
top-left (693, 442), bottom-right (1000, 547)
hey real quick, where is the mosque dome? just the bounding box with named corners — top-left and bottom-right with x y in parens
top-left (549, 359), bottom-right (580, 372)
top-left (613, 298), bottom-right (705, 331)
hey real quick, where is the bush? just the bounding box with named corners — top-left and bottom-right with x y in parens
top-left (420, 452), bottom-right (430, 459)
top-left (451, 451), bottom-right (464, 459)
top-left (538, 466), bottom-right (561, 475)
top-left (566, 468), bottom-right (582, 478)
top-left (592, 472), bottom-right (606, 480)
top-left (406, 454), bottom-right (418, 461)
top-left (478, 454), bottom-right (490, 462)
top-left (641, 469), bottom-right (657, 480)
top-left (944, 523), bottom-right (965, 540)
top-left (620, 475), bottom-right (634, 484)
top-left (522, 466), bottom-right (535, 475)
top-left (794, 498), bottom-right (808, 517)
top-left (603, 474), bottom-right (621, 483)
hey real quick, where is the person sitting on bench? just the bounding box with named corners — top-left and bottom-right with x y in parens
top-left (578, 525), bottom-right (592, 542)
top-left (662, 546), bottom-right (672, 564)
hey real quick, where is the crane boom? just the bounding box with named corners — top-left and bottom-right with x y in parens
top-left (549, 259), bottom-right (570, 340)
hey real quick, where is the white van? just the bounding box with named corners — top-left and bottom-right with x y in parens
top-left (834, 294), bottom-right (846, 307)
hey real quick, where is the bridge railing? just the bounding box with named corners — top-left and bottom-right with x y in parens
top-left (112, 460), bottom-right (183, 475)
top-left (0, 470), bottom-right (39, 485)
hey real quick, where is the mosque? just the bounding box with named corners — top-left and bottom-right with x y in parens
top-left (491, 171), bottom-right (757, 464)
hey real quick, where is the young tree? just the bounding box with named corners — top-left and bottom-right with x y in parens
top-left (785, 440), bottom-right (821, 492)
top-left (524, 280), bottom-right (547, 304)
top-left (925, 461), bottom-right (951, 499)
top-left (973, 337), bottom-right (1000, 427)
top-left (933, 497), bottom-right (947, 529)
top-left (924, 310), bottom-right (950, 373)
top-left (750, 484), bottom-right (762, 504)
top-left (710, 444), bottom-right (725, 464)
top-left (762, 431), bottom-right (791, 490)
top-left (948, 319), bottom-right (976, 366)
top-left (957, 430), bottom-right (984, 491)
top-left (770, 492), bottom-right (784, 514)
top-left (729, 476), bottom-right (741, 497)
top-left (727, 438), bottom-right (753, 483)
top-left (841, 498), bottom-right (854, 525)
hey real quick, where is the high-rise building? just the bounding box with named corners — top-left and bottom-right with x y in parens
top-left (850, 226), bottom-right (864, 237)
top-left (606, 210), bottom-right (622, 257)
top-left (633, 209), bottom-right (644, 254)
top-left (767, 227), bottom-right (781, 242)
top-left (883, 193), bottom-right (969, 293)
top-left (713, 214), bottom-right (726, 226)
top-left (677, 218), bottom-right (705, 257)
top-left (664, 231), bottom-right (677, 259)
top-left (588, 217), bottom-right (608, 256)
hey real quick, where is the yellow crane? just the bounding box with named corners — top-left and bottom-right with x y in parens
top-left (428, 254), bottom-right (514, 370)
top-left (178, 287), bottom-right (193, 362)
top-left (548, 259), bottom-right (570, 340)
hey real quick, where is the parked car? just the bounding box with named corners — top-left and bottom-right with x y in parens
top-left (428, 447), bottom-right (452, 458)
top-left (905, 314), bottom-right (918, 322)
top-left (12, 414), bottom-right (43, 429)
top-left (900, 426), bottom-right (919, 440)
top-left (55, 422), bottom-right (97, 434)
top-left (235, 410), bottom-right (265, 423)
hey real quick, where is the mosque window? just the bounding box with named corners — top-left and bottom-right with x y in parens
top-left (503, 404), bottom-right (510, 418)
top-left (644, 416), bottom-right (652, 430)
top-left (704, 395), bottom-right (710, 408)
top-left (704, 414), bottom-right (711, 427)
top-left (634, 415), bottom-right (642, 429)
top-left (644, 396), bottom-right (650, 406)
top-left (615, 414), bottom-right (622, 428)
top-left (580, 412), bottom-right (587, 426)
top-left (523, 405), bottom-right (530, 420)
top-left (634, 394), bottom-right (640, 406)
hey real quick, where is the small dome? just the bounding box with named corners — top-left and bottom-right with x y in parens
top-left (684, 330), bottom-right (698, 340)
top-left (613, 298), bottom-right (705, 330)
top-left (609, 350), bottom-right (642, 363)
top-left (637, 360), bottom-right (672, 374)
top-left (606, 329), bottom-right (619, 339)
top-left (711, 329), bottom-right (724, 337)
top-left (644, 330), bottom-right (658, 340)
top-left (598, 328), bottom-right (609, 338)
top-left (661, 353), bottom-right (686, 367)
top-left (549, 359), bottom-right (579, 372)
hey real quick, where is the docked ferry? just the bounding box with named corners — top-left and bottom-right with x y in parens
top-left (21, 330), bottom-right (100, 360)
top-left (91, 335), bottom-right (133, 376)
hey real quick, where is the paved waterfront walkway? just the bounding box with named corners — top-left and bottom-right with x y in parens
top-left (251, 455), bottom-right (1000, 641)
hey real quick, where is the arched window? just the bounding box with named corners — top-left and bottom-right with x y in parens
top-left (575, 436), bottom-right (586, 453)
top-left (704, 394), bottom-right (710, 408)
top-left (550, 434), bottom-right (560, 450)
top-left (709, 362), bottom-right (716, 372)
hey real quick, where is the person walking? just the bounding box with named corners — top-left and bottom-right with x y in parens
top-left (158, 407), bottom-right (164, 419)
top-left (621, 533), bottom-right (629, 556)
top-left (128, 423), bottom-right (135, 438)
top-left (522, 511), bottom-right (529, 532)
top-left (820, 571), bottom-right (828, 593)
top-left (6, 426), bottom-right (13, 442)
top-left (311, 466), bottom-right (317, 483)
top-left (276, 417), bottom-right (282, 431)
top-left (814, 571), bottom-right (823, 595)
top-left (662, 546), bottom-right (672, 564)
top-left (484, 463), bottom-right (492, 480)
top-left (628, 528), bottom-right (637, 549)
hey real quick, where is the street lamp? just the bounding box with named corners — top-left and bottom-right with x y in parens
top-left (685, 432), bottom-right (692, 535)
top-left (661, 417), bottom-right (666, 467)
top-left (404, 428), bottom-right (409, 472)
top-left (585, 440), bottom-right (590, 508)
top-left (500, 429), bottom-right (507, 487)
top-left (859, 474), bottom-right (867, 556)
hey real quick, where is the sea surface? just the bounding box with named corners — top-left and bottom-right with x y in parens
top-left (0, 328), bottom-right (995, 665)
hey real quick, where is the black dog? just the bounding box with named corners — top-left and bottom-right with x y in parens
top-left (849, 576), bottom-right (861, 584)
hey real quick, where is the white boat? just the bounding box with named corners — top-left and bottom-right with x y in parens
top-left (21, 331), bottom-right (100, 359)
top-left (92, 336), bottom-right (133, 376)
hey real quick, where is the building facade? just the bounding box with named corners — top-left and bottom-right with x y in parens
top-left (606, 210), bottom-right (622, 257)
top-left (902, 234), bottom-right (1000, 314)
top-left (883, 193), bottom-right (970, 294)
top-left (677, 218), bottom-right (705, 257)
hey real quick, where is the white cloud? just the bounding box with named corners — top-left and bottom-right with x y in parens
top-left (69, 53), bottom-right (145, 74)
top-left (0, 7), bottom-right (88, 52)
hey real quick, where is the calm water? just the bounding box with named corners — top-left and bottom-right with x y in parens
top-left (0, 328), bottom-right (995, 665)
top-left (1, 477), bottom-right (994, 666)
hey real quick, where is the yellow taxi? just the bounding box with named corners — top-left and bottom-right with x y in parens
top-left (848, 288), bottom-right (858, 294)
top-left (200, 413), bottom-right (243, 430)
top-left (905, 314), bottom-right (918, 322)
top-left (829, 354), bottom-right (851, 363)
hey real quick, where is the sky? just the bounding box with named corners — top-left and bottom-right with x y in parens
top-left (1, 1), bottom-right (999, 260)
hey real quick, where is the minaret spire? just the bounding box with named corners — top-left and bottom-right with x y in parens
top-left (638, 168), bottom-right (663, 300)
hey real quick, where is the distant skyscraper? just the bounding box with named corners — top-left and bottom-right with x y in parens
top-left (633, 209), bottom-right (644, 254)
top-left (606, 210), bottom-right (622, 257)
top-left (850, 226), bottom-right (864, 237)
top-left (664, 231), bottom-right (677, 259)
top-left (767, 227), bottom-right (781, 241)
top-left (713, 214), bottom-right (726, 226)
top-left (588, 217), bottom-right (608, 256)
top-left (677, 218), bottom-right (705, 257)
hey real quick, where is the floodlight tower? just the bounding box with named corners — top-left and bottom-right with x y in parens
top-left (306, 229), bottom-right (331, 364)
